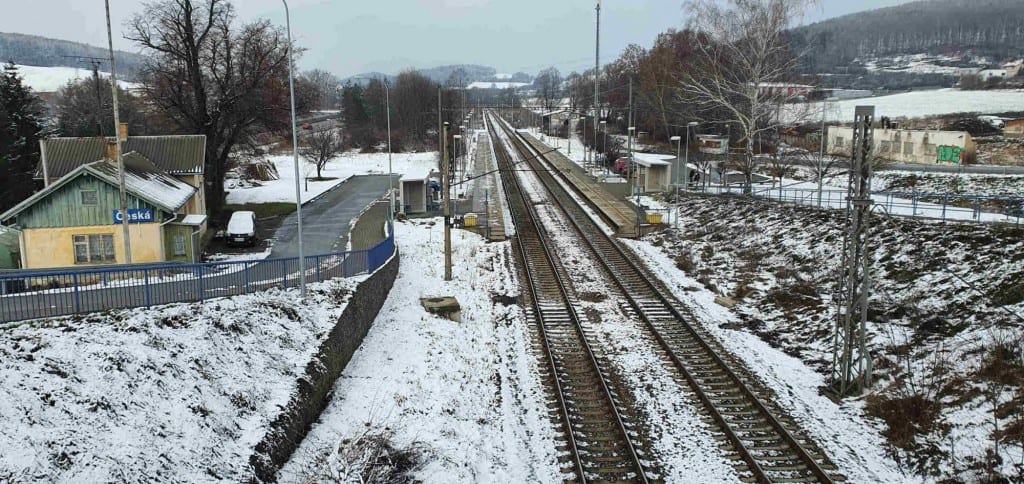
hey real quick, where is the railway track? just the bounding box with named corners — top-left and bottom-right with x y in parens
top-left (486, 115), bottom-right (655, 482)
top-left (489, 112), bottom-right (842, 483)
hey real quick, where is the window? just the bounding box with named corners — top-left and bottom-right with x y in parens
top-left (903, 142), bottom-right (914, 155)
top-left (879, 141), bottom-right (892, 153)
top-left (80, 190), bottom-right (98, 205)
top-left (73, 234), bottom-right (116, 264)
top-left (834, 137), bottom-right (844, 149)
top-left (173, 234), bottom-right (187, 256)
top-left (923, 143), bottom-right (937, 156)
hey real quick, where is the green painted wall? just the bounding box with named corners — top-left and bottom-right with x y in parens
top-left (17, 174), bottom-right (159, 229)
top-left (162, 224), bottom-right (196, 263)
top-left (0, 230), bottom-right (19, 269)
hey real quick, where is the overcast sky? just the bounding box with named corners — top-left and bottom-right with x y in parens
top-left (1, 0), bottom-right (915, 77)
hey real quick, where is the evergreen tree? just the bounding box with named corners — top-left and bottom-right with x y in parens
top-left (0, 62), bottom-right (44, 213)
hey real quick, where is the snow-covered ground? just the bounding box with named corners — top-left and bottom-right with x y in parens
top-left (10, 64), bottom-right (138, 93)
top-left (784, 89), bottom-right (1024, 123)
top-left (645, 192), bottom-right (1024, 481)
top-left (0, 277), bottom-right (364, 482)
top-left (225, 151), bottom-right (437, 205)
top-left (279, 219), bottom-right (562, 482)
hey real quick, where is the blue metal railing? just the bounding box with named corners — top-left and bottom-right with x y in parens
top-left (0, 230), bottom-right (396, 324)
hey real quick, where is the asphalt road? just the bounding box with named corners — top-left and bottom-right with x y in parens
top-left (0, 175), bottom-right (393, 323)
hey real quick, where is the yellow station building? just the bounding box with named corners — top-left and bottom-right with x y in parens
top-left (0, 132), bottom-right (207, 269)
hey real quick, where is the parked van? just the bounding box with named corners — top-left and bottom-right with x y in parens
top-left (226, 211), bottom-right (257, 247)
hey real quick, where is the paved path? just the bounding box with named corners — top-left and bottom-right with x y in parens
top-left (270, 175), bottom-right (391, 258)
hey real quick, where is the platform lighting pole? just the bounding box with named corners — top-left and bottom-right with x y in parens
top-left (600, 120), bottom-right (607, 174)
top-left (104, 0), bottom-right (131, 264)
top-left (459, 125), bottom-right (467, 185)
top-left (629, 126), bottom-right (639, 238)
top-left (443, 123), bottom-right (452, 281)
top-left (283, 0), bottom-right (305, 297)
top-left (581, 116), bottom-right (587, 168)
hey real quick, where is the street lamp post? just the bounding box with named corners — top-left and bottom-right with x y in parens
top-left (600, 120), bottom-right (607, 175)
top-left (283, 0), bottom-right (305, 297)
top-left (385, 81), bottom-right (394, 221)
top-left (628, 126), bottom-right (640, 238)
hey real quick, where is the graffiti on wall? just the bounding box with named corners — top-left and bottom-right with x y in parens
top-left (937, 145), bottom-right (964, 164)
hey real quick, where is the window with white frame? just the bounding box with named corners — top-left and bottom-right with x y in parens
top-left (173, 234), bottom-right (187, 256)
top-left (80, 190), bottom-right (98, 205)
top-left (73, 234), bottom-right (116, 264)
top-left (903, 142), bottom-right (914, 155)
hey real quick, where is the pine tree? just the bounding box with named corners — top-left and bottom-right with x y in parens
top-left (0, 62), bottom-right (44, 212)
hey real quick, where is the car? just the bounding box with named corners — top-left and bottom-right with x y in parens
top-left (226, 211), bottom-right (257, 247)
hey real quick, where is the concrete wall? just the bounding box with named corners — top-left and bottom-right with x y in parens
top-left (828, 127), bottom-right (976, 164)
top-left (22, 223), bottom-right (163, 269)
top-left (249, 250), bottom-right (400, 482)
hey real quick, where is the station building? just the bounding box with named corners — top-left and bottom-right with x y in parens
top-left (0, 130), bottom-right (207, 269)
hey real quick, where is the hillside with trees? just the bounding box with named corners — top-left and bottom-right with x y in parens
top-left (0, 32), bottom-right (148, 79)
top-left (789, 0), bottom-right (1024, 74)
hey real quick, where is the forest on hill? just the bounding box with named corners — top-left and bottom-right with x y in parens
top-left (790, 0), bottom-right (1024, 73)
top-left (0, 32), bottom-right (147, 79)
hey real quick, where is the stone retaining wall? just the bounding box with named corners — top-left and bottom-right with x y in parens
top-left (248, 250), bottom-right (400, 482)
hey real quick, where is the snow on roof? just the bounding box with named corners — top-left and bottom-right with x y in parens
top-left (179, 214), bottom-right (208, 226)
top-left (87, 154), bottom-right (197, 212)
top-left (400, 166), bottom-right (434, 182)
top-left (631, 152), bottom-right (673, 167)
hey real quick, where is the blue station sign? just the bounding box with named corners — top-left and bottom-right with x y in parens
top-left (113, 208), bottom-right (155, 224)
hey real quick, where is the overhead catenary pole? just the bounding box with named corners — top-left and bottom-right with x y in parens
top-left (443, 122), bottom-right (453, 281)
top-left (594, 0), bottom-right (601, 166)
top-left (283, 0), bottom-right (306, 297)
top-left (104, 0), bottom-right (131, 264)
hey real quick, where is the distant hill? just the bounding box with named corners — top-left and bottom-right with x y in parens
top-left (346, 64), bottom-right (535, 86)
top-left (0, 32), bottom-right (147, 80)
top-left (789, 0), bottom-right (1024, 73)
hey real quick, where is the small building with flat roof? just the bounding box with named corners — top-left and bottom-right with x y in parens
top-left (399, 166), bottom-right (439, 215)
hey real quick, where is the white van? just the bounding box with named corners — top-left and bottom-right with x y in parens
top-left (226, 211), bottom-right (257, 247)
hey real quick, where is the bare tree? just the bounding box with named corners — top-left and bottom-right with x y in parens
top-left (128, 0), bottom-right (294, 215)
top-left (55, 77), bottom-right (150, 137)
top-left (301, 69), bottom-right (341, 110)
top-left (680, 0), bottom-right (817, 193)
top-left (300, 125), bottom-right (343, 179)
top-left (534, 67), bottom-right (563, 112)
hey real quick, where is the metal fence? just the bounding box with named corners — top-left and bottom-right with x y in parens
top-left (698, 184), bottom-right (1024, 224)
top-left (0, 230), bottom-right (396, 324)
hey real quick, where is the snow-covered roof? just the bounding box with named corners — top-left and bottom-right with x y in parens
top-left (0, 154), bottom-right (197, 223)
top-left (179, 214), bottom-right (208, 226)
top-left (400, 166), bottom-right (434, 182)
top-left (631, 152), bottom-right (673, 167)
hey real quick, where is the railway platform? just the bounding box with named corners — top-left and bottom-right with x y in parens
top-left (518, 132), bottom-right (640, 238)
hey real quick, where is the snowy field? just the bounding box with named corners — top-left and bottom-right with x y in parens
top-left (225, 151), bottom-right (437, 205)
top-left (0, 278), bottom-right (363, 482)
top-left (11, 64), bottom-right (137, 93)
top-left (279, 219), bottom-right (563, 482)
top-left (784, 89), bottom-right (1024, 122)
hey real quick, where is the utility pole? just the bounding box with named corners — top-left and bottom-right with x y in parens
top-left (594, 0), bottom-right (601, 165)
top-left (105, 0), bottom-right (131, 264)
top-left (443, 122), bottom-right (452, 281)
top-left (831, 105), bottom-right (876, 397)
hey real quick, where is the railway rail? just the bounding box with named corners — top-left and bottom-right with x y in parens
top-left (489, 112), bottom-right (842, 483)
top-left (486, 115), bottom-right (654, 482)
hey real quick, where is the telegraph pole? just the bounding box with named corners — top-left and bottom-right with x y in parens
top-left (105, 0), bottom-right (131, 264)
top-left (443, 122), bottom-right (453, 281)
top-left (831, 105), bottom-right (876, 397)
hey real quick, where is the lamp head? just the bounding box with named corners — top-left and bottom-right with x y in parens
top-left (670, 136), bottom-right (681, 141)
